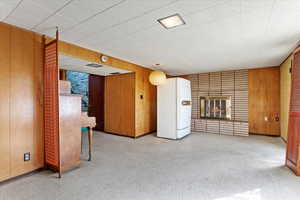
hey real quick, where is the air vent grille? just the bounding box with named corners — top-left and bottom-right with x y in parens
top-left (86, 63), bottom-right (103, 68)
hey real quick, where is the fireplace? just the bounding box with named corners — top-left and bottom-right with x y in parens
top-left (200, 96), bottom-right (232, 120)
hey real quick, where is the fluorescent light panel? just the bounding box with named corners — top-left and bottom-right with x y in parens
top-left (157, 14), bottom-right (185, 29)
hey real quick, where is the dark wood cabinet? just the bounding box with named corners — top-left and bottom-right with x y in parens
top-left (286, 50), bottom-right (300, 175)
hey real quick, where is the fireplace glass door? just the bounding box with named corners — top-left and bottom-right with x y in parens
top-left (200, 96), bottom-right (231, 120)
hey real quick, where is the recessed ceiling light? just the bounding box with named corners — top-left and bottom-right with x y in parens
top-left (157, 14), bottom-right (186, 29)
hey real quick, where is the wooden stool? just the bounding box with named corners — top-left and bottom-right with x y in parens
top-left (81, 113), bottom-right (96, 161)
top-left (81, 127), bottom-right (93, 161)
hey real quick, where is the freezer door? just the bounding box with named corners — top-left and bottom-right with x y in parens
top-left (177, 78), bottom-right (192, 130)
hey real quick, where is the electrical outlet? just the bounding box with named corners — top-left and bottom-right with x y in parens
top-left (24, 152), bottom-right (30, 161)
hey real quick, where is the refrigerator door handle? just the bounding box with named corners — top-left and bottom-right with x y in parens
top-left (181, 100), bottom-right (191, 106)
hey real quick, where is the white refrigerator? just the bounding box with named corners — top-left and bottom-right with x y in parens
top-left (157, 78), bottom-right (192, 139)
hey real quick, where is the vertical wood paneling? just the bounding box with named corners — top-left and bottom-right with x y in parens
top-left (105, 73), bottom-right (135, 137)
top-left (135, 69), bottom-right (156, 137)
top-left (0, 22), bottom-right (44, 181)
top-left (33, 33), bottom-right (44, 168)
top-left (10, 26), bottom-right (35, 176)
top-left (280, 55), bottom-right (292, 141)
top-left (249, 67), bottom-right (280, 135)
top-left (0, 23), bottom-right (11, 181)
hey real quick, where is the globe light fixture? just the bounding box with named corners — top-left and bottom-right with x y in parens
top-left (149, 70), bottom-right (167, 86)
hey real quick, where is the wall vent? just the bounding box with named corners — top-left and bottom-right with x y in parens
top-left (86, 63), bottom-right (103, 68)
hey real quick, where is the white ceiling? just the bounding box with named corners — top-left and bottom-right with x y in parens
top-left (1, 0), bottom-right (300, 75)
top-left (59, 54), bottom-right (131, 76)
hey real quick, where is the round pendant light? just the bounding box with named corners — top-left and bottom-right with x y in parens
top-left (149, 70), bottom-right (167, 86)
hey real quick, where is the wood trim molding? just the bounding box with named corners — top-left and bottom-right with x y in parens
top-left (45, 37), bottom-right (152, 73)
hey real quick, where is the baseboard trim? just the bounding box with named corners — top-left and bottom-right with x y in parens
top-left (0, 168), bottom-right (43, 185)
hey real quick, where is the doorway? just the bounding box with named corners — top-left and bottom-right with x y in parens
top-left (59, 54), bottom-right (133, 135)
top-left (88, 74), bottom-right (105, 131)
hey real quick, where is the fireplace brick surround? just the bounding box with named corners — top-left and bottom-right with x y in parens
top-left (188, 70), bottom-right (249, 136)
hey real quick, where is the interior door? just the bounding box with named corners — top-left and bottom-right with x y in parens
top-left (248, 67), bottom-right (280, 135)
top-left (88, 74), bottom-right (105, 131)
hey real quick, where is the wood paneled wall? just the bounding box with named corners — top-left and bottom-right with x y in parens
top-left (249, 67), bottom-right (280, 135)
top-left (280, 55), bottom-right (292, 141)
top-left (105, 73), bottom-right (135, 137)
top-left (0, 22), bottom-right (44, 182)
top-left (54, 39), bottom-right (156, 137)
top-left (0, 22), bottom-right (11, 181)
top-left (135, 69), bottom-right (157, 137)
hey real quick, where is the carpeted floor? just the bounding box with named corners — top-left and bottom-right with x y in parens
top-left (0, 131), bottom-right (299, 200)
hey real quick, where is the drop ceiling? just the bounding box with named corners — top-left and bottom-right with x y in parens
top-left (1, 0), bottom-right (300, 75)
top-left (59, 54), bottom-right (131, 76)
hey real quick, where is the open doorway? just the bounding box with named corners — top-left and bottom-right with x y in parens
top-left (58, 54), bottom-right (132, 133)
top-left (62, 71), bottom-right (105, 131)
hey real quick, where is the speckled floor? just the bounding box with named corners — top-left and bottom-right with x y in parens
top-left (0, 132), bottom-right (299, 200)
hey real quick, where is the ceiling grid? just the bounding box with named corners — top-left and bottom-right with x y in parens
top-left (1, 0), bottom-right (300, 75)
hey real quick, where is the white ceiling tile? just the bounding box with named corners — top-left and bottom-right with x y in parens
top-left (3, 0), bottom-right (71, 30)
top-left (35, 0), bottom-right (124, 34)
top-left (3, 0), bottom-right (300, 74)
top-left (30, 0), bottom-right (71, 11)
top-left (0, 0), bottom-right (20, 20)
top-left (57, 0), bottom-right (123, 23)
top-left (79, 0), bottom-right (228, 47)
top-left (212, 0), bottom-right (241, 19)
top-left (67, 0), bottom-right (178, 42)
